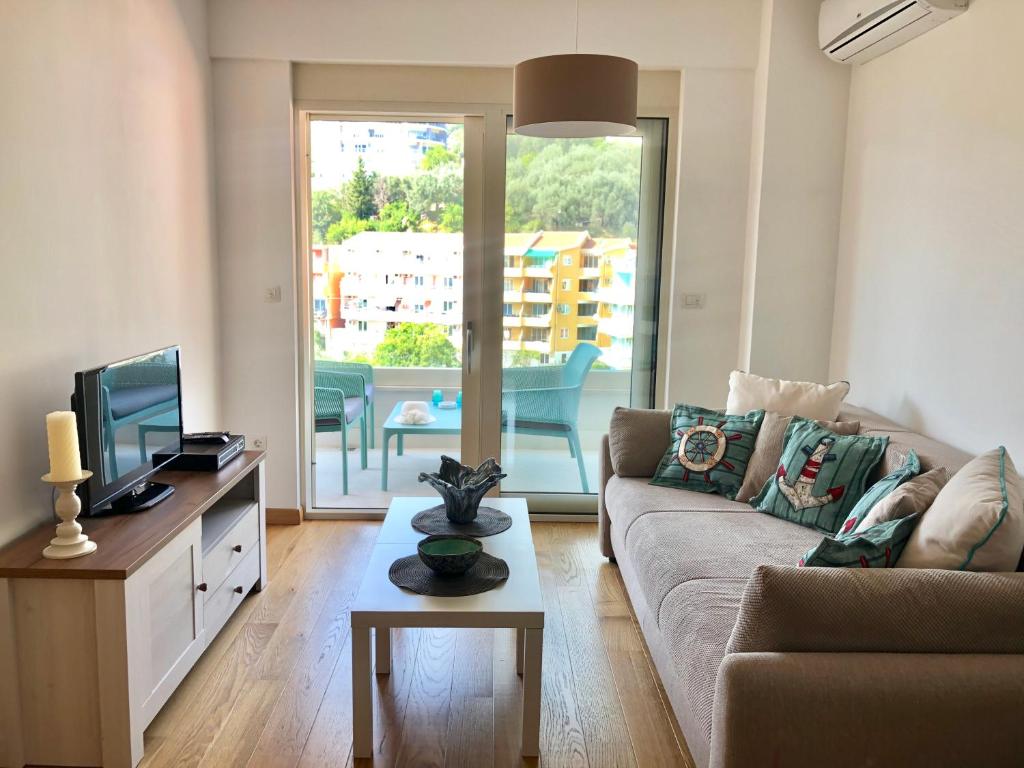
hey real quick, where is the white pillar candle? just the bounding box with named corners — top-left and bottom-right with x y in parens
top-left (46, 411), bottom-right (83, 481)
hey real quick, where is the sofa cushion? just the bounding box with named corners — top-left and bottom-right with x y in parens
top-left (605, 476), bottom-right (753, 542)
top-left (607, 407), bottom-right (671, 477)
top-left (855, 467), bottom-right (949, 533)
top-left (658, 578), bottom-right (748, 743)
top-left (619, 507), bottom-right (822, 623)
top-left (752, 418), bottom-right (888, 534)
top-left (737, 413), bottom-right (862, 503)
top-left (898, 447), bottom-right (1024, 571)
top-left (650, 405), bottom-right (764, 499)
top-left (726, 370), bottom-right (849, 421)
top-left (799, 514), bottom-right (921, 568)
top-left (837, 450), bottom-right (921, 535)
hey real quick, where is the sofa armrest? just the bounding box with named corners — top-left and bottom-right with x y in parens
top-left (598, 433), bottom-right (614, 558)
top-left (711, 652), bottom-right (1024, 768)
top-left (728, 565), bottom-right (1024, 655)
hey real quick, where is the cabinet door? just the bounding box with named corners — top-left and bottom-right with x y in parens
top-left (126, 518), bottom-right (205, 728)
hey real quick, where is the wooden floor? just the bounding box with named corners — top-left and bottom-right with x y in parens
top-left (140, 521), bottom-right (694, 768)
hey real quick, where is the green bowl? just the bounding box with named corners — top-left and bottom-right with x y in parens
top-left (417, 534), bottom-right (483, 576)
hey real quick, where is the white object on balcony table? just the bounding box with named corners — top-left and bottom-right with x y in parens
top-left (394, 401), bottom-right (436, 425)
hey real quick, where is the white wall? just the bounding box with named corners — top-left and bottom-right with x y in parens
top-left (212, 59), bottom-right (301, 510)
top-left (830, 0), bottom-right (1024, 460)
top-left (664, 68), bottom-right (756, 408)
top-left (209, 0), bottom-right (762, 70)
top-left (0, 0), bottom-right (220, 546)
top-left (739, 0), bottom-right (851, 384)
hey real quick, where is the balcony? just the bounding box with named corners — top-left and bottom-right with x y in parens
top-left (502, 290), bottom-right (523, 302)
top-left (503, 264), bottom-right (524, 277)
top-left (523, 264), bottom-right (555, 278)
top-left (502, 314), bottom-right (524, 328)
top-left (312, 365), bottom-right (632, 508)
top-left (522, 292), bottom-right (552, 303)
top-left (521, 313), bottom-right (552, 328)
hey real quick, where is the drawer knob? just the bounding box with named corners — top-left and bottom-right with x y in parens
top-left (232, 544), bottom-right (243, 553)
top-left (197, 582), bottom-right (208, 592)
top-left (233, 586), bottom-right (244, 594)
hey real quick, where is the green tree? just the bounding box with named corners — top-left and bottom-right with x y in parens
top-left (507, 349), bottom-right (543, 367)
top-left (311, 189), bottom-right (343, 242)
top-left (421, 145), bottom-right (460, 171)
top-left (376, 200), bottom-right (416, 232)
top-left (438, 202), bottom-right (463, 233)
top-left (325, 213), bottom-right (372, 244)
top-left (408, 170), bottom-right (462, 227)
top-left (374, 175), bottom-right (410, 212)
top-left (345, 157), bottom-right (378, 219)
top-left (374, 323), bottom-right (459, 368)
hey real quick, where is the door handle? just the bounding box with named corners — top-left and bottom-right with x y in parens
top-left (465, 321), bottom-right (474, 375)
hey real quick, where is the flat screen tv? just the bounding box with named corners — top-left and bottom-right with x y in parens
top-left (72, 346), bottom-right (182, 515)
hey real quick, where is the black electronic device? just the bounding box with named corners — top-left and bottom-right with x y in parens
top-left (154, 434), bottom-right (245, 472)
top-left (182, 431), bottom-right (231, 445)
top-left (72, 346), bottom-right (183, 516)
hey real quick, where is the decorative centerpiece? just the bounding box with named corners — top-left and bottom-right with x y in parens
top-left (418, 455), bottom-right (506, 524)
top-left (417, 534), bottom-right (482, 576)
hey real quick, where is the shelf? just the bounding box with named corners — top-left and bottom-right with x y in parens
top-left (202, 499), bottom-right (257, 555)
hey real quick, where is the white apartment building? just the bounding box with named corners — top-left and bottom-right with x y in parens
top-left (310, 121), bottom-right (452, 190)
top-left (319, 231), bottom-right (463, 360)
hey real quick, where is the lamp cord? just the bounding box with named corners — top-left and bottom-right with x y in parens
top-left (575, 0), bottom-right (580, 53)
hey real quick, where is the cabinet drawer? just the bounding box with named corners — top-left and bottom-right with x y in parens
top-left (204, 546), bottom-right (260, 643)
top-left (203, 502), bottom-right (259, 593)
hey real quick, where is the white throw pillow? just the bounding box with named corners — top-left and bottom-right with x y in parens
top-left (725, 371), bottom-right (850, 421)
top-left (897, 448), bottom-right (1024, 571)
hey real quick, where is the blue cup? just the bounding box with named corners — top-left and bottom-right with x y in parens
top-left (432, 389), bottom-right (443, 406)
top-left (456, 391), bottom-right (463, 408)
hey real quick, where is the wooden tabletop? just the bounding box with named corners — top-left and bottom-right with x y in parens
top-left (0, 451), bottom-right (265, 581)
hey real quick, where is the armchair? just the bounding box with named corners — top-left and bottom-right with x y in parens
top-left (501, 343), bottom-right (602, 492)
top-left (314, 368), bottom-right (368, 495)
top-left (317, 360), bottom-right (376, 448)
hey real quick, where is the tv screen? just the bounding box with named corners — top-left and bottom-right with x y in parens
top-left (73, 346), bottom-right (182, 515)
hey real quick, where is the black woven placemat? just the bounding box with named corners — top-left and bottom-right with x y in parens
top-left (411, 505), bottom-right (513, 537)
top-left (389, 552), bottom-right (509, 596)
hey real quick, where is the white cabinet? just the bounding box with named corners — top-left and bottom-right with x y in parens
top-left (0, 454), bottom-right (267, 768)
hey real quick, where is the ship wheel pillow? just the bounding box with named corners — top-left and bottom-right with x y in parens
top-left (751, 418), bottom-right (888, 534)
top-left (650, 404), bottom-right (764, 499)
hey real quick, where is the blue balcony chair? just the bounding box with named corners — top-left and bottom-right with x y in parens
top-left (317, 360), bottom-right (376, 448)
top-left (314, 368), bottom-right (368, 495)
top-left (501, 342), bottom-right (602, 493)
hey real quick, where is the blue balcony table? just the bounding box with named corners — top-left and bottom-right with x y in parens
top-left (380, 401), bottom-right (461, 491)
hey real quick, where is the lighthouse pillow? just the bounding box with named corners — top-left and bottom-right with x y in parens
top-left (751, 418), bottom-right (888, 534)
top-left (650, 404), bottom-right (764, 499)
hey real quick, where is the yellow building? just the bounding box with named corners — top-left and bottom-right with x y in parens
top-left (503, 231), bottom-right (634, 366)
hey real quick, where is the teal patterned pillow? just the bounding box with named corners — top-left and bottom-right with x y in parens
top-left (835, 450), bottom-right (921, 535)
top-left (799, 514), bottom-right (921, 568)
top-left (650, 405), bottom-right (764, 499)
top-left (751, 418), bottom-right (888, 533)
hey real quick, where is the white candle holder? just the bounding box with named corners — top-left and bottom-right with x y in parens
top-left (41, 470), bottom-right (97, 560)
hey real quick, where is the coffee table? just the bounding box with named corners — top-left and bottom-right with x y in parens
top-left (351, 496), bottom-right (543, 758)
top-left (380, 401), bottom-right (462, 491)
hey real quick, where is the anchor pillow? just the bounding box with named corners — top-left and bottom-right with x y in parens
top-left (650, 404), bottom-right (764, 499)
top-left (751, 418), bottom-right (889, 534)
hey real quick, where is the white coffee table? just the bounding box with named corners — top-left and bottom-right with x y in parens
top-left (351, 496), bottom-right (544, 758)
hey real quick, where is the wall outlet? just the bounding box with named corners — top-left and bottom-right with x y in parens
top-left (682, 293), bottom-right (706, 309)
top-left (250, 436), bottom-right (267, 450)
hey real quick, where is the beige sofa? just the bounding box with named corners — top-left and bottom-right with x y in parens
top-left (598, 404), bottom-right (1024, 768)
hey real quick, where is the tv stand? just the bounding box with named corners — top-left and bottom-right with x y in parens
top-left (108, 480), bottom-right (175, 514)
top-left (0, 451), bottom-right (267, 768)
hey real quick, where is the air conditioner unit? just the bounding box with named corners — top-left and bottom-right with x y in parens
top-left (819, 0), bottom-right (968, 64)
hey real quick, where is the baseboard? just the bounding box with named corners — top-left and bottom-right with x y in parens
top-left (266, 507), bottom-right (303, 525)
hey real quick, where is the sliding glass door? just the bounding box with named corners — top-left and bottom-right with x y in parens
top-left (307, 118), bottom-right (466, 509)
top-left (300, 112), bottom-right (667, 512)
top-left (499, 118), bottom-right (668, 496)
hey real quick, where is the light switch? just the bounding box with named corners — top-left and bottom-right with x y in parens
top-left (682, 293), bottom-right (705, 309)
top-left (264, 286), bottom-right (282, 303)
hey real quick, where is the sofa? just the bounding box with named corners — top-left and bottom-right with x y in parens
top-left (598, 404), bottom-right (1024, 768)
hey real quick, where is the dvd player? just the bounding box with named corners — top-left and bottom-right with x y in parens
top-left (154, 434), bottom-right (246, 472)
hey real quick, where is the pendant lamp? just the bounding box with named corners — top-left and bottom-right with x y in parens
top-left (513, 2), bottom-right (638, 138)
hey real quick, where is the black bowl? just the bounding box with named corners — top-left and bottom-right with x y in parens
top-left (417, 534), bottom-right (483, 576)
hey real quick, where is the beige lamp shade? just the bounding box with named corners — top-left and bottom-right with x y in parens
top-left (513, 54), bottom-right (638, 138)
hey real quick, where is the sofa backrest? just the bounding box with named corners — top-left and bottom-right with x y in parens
top-left (608, 403), bottom-right (974, 480)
